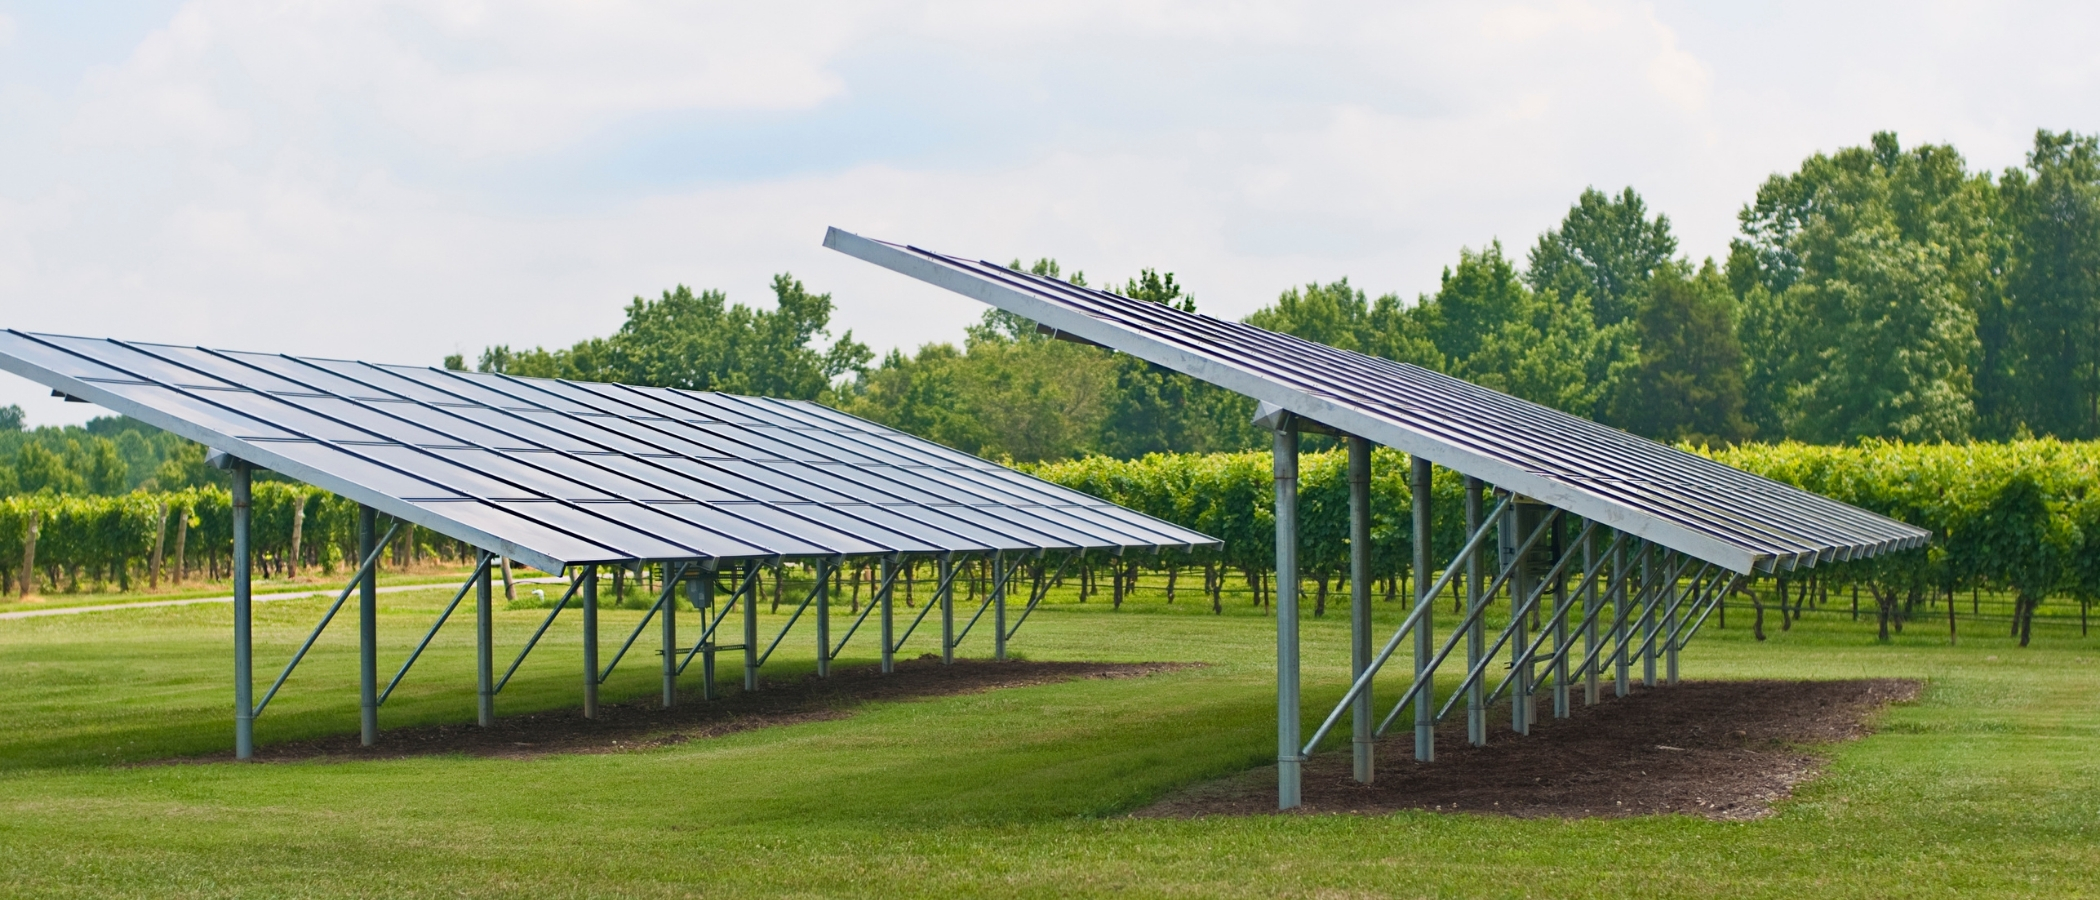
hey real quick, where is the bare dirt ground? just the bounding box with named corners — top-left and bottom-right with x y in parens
top-left (1137, 678), bottom-right (1921, 820)
top-left (168, 657), bottom-right (1192, 764)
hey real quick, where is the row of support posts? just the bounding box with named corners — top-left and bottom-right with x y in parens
top-left (223, 469), bottom-right (1039, 758)
top-left (1272, 416), bottom-right (1742, 809)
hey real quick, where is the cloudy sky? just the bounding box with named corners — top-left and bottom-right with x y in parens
top-left (2, 0), bottom-right (2095, 426)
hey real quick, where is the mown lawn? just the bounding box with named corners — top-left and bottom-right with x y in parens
top-left (0, 574), bottom-right (2094, 898)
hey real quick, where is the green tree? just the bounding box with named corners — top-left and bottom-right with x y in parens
top-left (15, 443), bottom-right (82, 495)
top-left (1734, 132), bottom-right (1995, 441)
top-left (1527, 186), bottom-right (1679, 327)
top-left (1997, 130), bottom-right (2100, 438)
top-left (0, 405), bottom-right (22, 432)
top-left (468, 275), bottom-right (872, 401)
top-left (1412, 243), bottom-right (1615, 415)
top-left (1611, 262), bottom-right (1753, 445)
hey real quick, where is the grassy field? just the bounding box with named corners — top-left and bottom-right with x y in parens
top-left (0, 573), bottom-right (2095, 898)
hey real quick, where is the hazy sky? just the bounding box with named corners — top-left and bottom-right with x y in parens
top-left (2, 1), bottom-right (2095, 427)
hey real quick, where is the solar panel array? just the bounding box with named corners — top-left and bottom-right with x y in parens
top-left (824, 227), bottom-right (1931, 575)
top-left (0, 330), bottom-right (1214, 574)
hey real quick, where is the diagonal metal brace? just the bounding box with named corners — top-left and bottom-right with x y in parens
top-left (600, 562), bottom-right (690, 684)
top-left (829, 558), bottom-right (905, 660)
top-left (496, 574), bottom-right (583, 693)
top-left (679, 564), bottom-right (764, 676)
top-left (252, 521), bottom-right (399, 718)
top-left (1003, 550), bottom-right (1077, 641)
top-left (1407, 517), bottom-right (1594, 732)
top-left (953, 553), bottom-right (1027, 648)
top-left (891, 555), bottom-right (969, 653)
top-left (757, 572), bottom-right (830, 667)
top-left (379, 552), bottom-right (493, 705)
top-left (1299, 493), bottom-right (1524, 755)
top-left (1359, 525), bottom-right (1615, 741)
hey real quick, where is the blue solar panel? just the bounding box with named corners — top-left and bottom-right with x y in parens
top-left (0, 330), bottom-right (1215, 573)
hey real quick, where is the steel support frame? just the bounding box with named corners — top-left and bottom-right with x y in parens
top-left (250, 519), bottom-right (401, 720)
top-left (1347, 436), bottom-right (1375, 783)
top-left (1274, 424), bottom-right (1302, 810)
top-left (1410, 453), bottom-right (1435, 762)
top-left (1299, 492), bottom-right (1522, 760)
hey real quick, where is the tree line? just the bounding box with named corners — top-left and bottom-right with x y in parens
top-left (444, 129), bottom-right (2100, 460)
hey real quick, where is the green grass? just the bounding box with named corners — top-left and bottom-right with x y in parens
top-left (0, 575), bottom-right (2095, 898)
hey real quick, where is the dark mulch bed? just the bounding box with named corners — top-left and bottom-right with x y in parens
top-left (1138, 678), bottom-right (1921, 820)
top-left (164, 657), bottom-right (1192, 764)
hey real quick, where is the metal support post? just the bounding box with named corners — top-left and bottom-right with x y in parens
top-left (815, 559), bottom-right (831, 677)
top-left (231, 463), bottom-right (254, 760)
top-left (583, 566), bottom-right (600, 718)
top-left (1464, 476), bottom-right (1486, 747)
top-left (694, 571), bottom-right (717, 700)
top-left (742, 562), bottom-right (759, 691)
top-left (1274, 424), bottom-right (1302, 810)
top-left (1506, 502), bottom-right (1532, 735)
top-left (879, 557), bottom-right (896, 674)
top-left (1410, 453), bottom-right (1434, 762)
top-left (476, 557), bottom-right (494, 726)
top-left (1642, 546), bottom-right (1659, 688)
top-left (993, 552), bottom-right (1008, 662)
top-left (358, 505), bottom-right (379, 747)
top-left (1347, 436), bottom-right (1374, 782)
top-left (1614, 539), bottom-right (1632, 696)
top-left (1583, 528), bottom-right (1600, 705)
top-left (663, 565), bottom-right (678, 708)
top-left (1551, 516), bottom-right (1570, 719)
top-left (1665, 560), bottom-right (1682, 685)
top-left (939, 554), bottom-right (956, 665)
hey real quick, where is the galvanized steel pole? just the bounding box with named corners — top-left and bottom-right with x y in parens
top-left (476, 556), bottom-right (493, 726)
top-left (939, 554), bottom-right (956, 665)
top-left (1464, 476), bottom-right (1486, 747)
top-left (815, 559), bottom-right (831, 677)
top-left (1641, 545), bottom-right (1659, 688)
top-left (662, 565), bottom-right (678, 708)
top-left (1274, 424), bottom-right (1302, 810)
top-left (231, 463), bottom-right (254, 761)
top-left (1614, 539), bottom-right (1632, 696)
top-left (583, 566), bottom-right (600, 718)
top-left (1551, 516), bottom-right (1570, 719)
top-left (358, 505), bottom-right (379, 746)
top-left (695, 572), bottom-right (717, 700)
top-left (1346, 436), bottom-right (1374, 783)
top-left (994, 551), bottom-right (1008, 662)
top-left (742, 562), bottom-right (759, 691)
top-left (1666, 562), bottom-right (1684, 685)
top-left (879, 557), bottom-right (896, 674)
top-left (1507, 501), bottom-right (1531, 735)
top-left (1410, 453), bottom-right (1434, 762)
top-left (1583, 528), bottom-right (1600, 706)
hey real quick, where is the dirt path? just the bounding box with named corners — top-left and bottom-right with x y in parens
top-left (0, 577), bottom-right (568, 621)
top-left (1138, 678), bottom-right (1920, 821)
top-left (161, 657), bottom-right (1192, 764)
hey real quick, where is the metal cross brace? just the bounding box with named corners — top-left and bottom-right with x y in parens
top-left (1418, 518), bottom-right (1599, 729)
top-left (679, 564), bottom-right (765, 676)
top-left (1299, 493), bottom-right (1521, 756)
top-left (828, 557), bottom-right (906, 660)
top-left (890, 554), bottom-right (969, 653)
top-left (1002, 550), bottom-right (1077, 641)
top-left (953, 553), bottom-right (1029, 648)
top-left (756, 569), bottom-right (832, 668)
top-left (495, 573), bottom-right (584, 693)
top-left (252, 520), bottom-right (399, 718)
top-left (1664, 573), bottom-right (1744, 652)
top-left (1566, 552), bottom-right (1697, 687)
top-left (378, 552), bottom-right (494, 706)
top-left (600, 562), bottom-right (691, 683)
top-left (1391, 525), bottom-right (1618, 729)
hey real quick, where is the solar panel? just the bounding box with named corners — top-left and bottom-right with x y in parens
top-left (823, 227), bottom-right (1930, 575)
top-left (0, 330), bottom-right (1216, 573)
